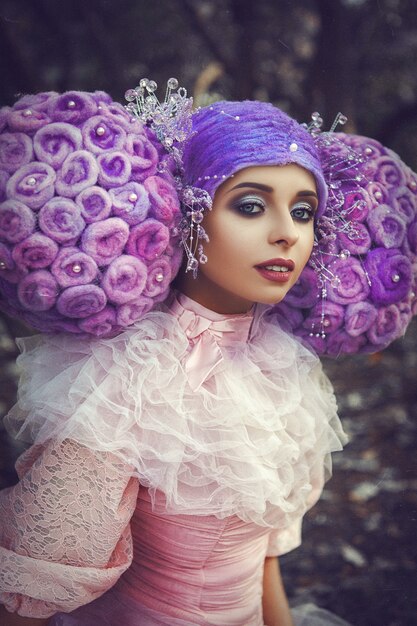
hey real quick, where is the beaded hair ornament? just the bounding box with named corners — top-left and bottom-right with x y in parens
top-left (125, 78), bottom-right (212, 277)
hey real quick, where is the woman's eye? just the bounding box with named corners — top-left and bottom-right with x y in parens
top-left (235, 197), bottom-right (266, 215)
top-left (291, 202), bottom-right (315, 222)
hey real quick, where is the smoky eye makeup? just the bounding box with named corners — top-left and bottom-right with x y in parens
top-left (231, 194), bottom-right (266, 216)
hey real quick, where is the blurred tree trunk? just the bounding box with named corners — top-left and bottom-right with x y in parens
top-left (307, 0), bottom-right (356, 128)
top-left (230, 0), bottom-right (255, 99)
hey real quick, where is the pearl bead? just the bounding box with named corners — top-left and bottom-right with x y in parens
top-left (289, 142), bottom-right (298, 152)
top-left (374, 191), bottom-right (383, 200)
top-left (67, 100), bottom-right (76, 109)
top-left (323, 319), bottom-right (330, 327)
top-left (27, 177), bottom-right (36, 186)
top-left (364, 147), bottom-right (373, 155)
top-left (0, 261), bottom-right (6, 270)
top-left (128, 193), bottom-right (138, 202)
top-left (96, 126), bottom-right (105, 136)
top-left (72, 264), bottom-right (82, 273)
top-left (391, 273), bottom-right (400, 283)
top-left (235, 116), bottom-right (240, 121)
top-left (23, 109), bottom-right (32, 117)
top-left (410, 180), bottom-right (417, 190)
top-left (155, 272), bottom-right (164, 282)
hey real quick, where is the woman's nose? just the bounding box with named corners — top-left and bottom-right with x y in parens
top-left (269, 212), bottom-right (300, 247)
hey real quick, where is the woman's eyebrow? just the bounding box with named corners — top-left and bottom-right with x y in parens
top-left (227, 183), bottom-right (319, 200)
top-left (227, 182), bottom-right (274, 193)
top-left (297, 190), bottom-right (319, 199)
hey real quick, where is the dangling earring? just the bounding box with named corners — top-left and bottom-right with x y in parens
top-left (177, 186), bottom-right (212, 278)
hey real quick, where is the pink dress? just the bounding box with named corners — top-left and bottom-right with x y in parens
top-left (0, 292), bottom-right (348, 625)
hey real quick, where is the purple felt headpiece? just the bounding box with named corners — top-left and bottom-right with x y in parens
top-left (183, 100), bottom-right (328, 216)
top-left (0, 91), bottom-right (183, 336)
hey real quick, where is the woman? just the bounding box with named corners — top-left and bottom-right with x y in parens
top-left (0, 83), bottom-right (415, 625)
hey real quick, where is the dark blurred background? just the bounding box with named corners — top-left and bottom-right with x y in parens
top-left (0, 1), bottom-right (416, 625)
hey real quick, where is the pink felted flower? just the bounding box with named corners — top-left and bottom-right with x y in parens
top-left (0, 133), bottom-right (34, 173)
top-left (12, 232), bottom-right (58, 269)
top-left (6, 162), bottom-right (56, 209)
top-left (34, 123), bottom-right (83, 169)
top-left (365, 248), bottom-right (412, 306)
top-left (78, 306), bottom-right (117, 337)
top-left (47, 91), bottom-right (98, 125)
top-left (38, 198), bottom-right (85, 244)
top-left (145, 175), bottom-right (181, 224)
top-left (97, 151), bottom-right (132, 188)
top-left (302, 301), bottom-right (345, 336)
top-left (76, 186), bottom-right (112, 223)
top-left (371, 155), bottom-right (407, 188)
top-left (116, 296), bottom-right (154, 326)
top-left (7, 109), bottom-right (51, 133)
top-left (337, 223), bottom-right (372, 255)
top-left (51, 246), bottom-right (98, 288)
top-left (345, 301), bottom-right (378, 337)
top-left (326, 258), bottom-right (370, 305)
top-left (126, 134), bottom-right (159, 182)
top-left (126, 219), bottom-right (170, 261)
top-left (56, 284), bottom-right (107, 318)
top-left (102, 254), bottom-right (147, 304)
top-left (55, 150), bottom-right (99, 197)
top-left (17, 270), bottom-right (58, 311)
top-left (367, 304), bottom-right (403, 346)
top-left (0, 200), bottom-right (36, 243)
top-left (100, 101), bottom-right (136, 129)
top-left (143, 257), bottom-right (172, 298)
top-left (343, 189), bottom-right (370, 222)
top-left (109, 182), bottom-right (150, 225)
top-left (81, 217), bottom-right (130, 266)
top-left (82, 115), bottom-right (127, 153)
top-left (367, 204), bottom-right (406, 249)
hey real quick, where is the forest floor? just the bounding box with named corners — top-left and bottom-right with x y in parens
top-left (1, 315), bottom-right (416, 626)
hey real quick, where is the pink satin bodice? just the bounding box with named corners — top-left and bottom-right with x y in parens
top-left (115, 488), bottom-right (269, 626)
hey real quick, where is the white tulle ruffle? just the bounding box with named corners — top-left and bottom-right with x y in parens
top-left (5, 292), bottom-right (347, 529)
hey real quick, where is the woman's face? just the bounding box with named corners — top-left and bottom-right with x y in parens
top-left (178, 164), bottom-right (318, 313)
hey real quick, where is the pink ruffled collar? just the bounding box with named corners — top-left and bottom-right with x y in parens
top-left (169, 292), bottom-right (254, 391)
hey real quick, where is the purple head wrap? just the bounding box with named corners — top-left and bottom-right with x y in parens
top-left (183, 100), bottom-right (328, 216)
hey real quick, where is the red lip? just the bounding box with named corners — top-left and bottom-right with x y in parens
top-left (255, 258), bottom-right (295, 284)
top-left (255, 258), bottom-right (295, 270)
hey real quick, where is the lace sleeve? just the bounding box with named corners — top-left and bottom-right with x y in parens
top-left (0, 439), bottom-right (139, 618)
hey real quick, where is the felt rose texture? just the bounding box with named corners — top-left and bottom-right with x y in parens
top-left (0, 91), bottom-right (183, 336)
top-left (273, 133), bottom-right (417, 356)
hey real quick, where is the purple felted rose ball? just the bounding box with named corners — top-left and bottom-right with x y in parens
top-left (0, 90), bottom-right (183, 336)
top-left (275, 132), bottom-right (417, 356)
